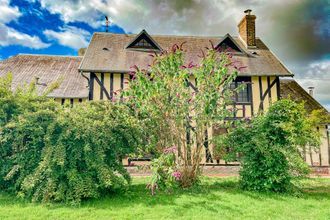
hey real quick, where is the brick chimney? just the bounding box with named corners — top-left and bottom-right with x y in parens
top-left (238, 9), bottom-right (256, 48)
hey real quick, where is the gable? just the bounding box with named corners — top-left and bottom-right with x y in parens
top-left (215, 34), bottom-right (245, 53)
top-left (126, 29), bottom-right (162, 51)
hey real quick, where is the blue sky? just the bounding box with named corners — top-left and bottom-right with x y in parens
top-left (0, 0), bottom-right (125, 58)
top-left (0, 0), bottom-right (329, 110)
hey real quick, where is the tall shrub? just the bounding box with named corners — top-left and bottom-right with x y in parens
top-left (220, 99), bottom-right (320, 192)
top-left (0, 73), bottom-right (58, 190)
top-left (125, 45), bottom-right (243, 188)
top-left (20, 102), bottom-right (142, 203)
top-left (0, 74), bottom-right (144, 203)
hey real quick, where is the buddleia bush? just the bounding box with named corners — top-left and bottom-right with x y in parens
top-left (220, 99), bottom-right (320, 192)
top-left (0, 74), bottom-right (143, 204)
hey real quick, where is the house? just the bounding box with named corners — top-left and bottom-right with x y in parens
top-left (79, 10), bottom-right (290, 120)
top-left (281, 79), bottom-right (330, 169)
top-left (0, 10), bottom-right (329, 168)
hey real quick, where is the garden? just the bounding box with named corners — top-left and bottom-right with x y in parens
top-left (0, 46), bottom-right (329, 219)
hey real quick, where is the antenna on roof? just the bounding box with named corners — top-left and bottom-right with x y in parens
top-left (105, 16), bottom-right (109, 33)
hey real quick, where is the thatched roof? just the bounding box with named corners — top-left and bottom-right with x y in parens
top-left (280, 79), bottom-right (328, 114)
top-left (0, 54), bottom-right (88, 98)
top-left (79, 31), bottom-right (293, 77)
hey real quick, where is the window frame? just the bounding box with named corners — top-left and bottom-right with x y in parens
top-left (230, 76), bottom-right (252, 104)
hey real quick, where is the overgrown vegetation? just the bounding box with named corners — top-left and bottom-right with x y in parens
top-left (0, 73), bottom-right (143, 204)
top-left (218, 99), bottom-right (321, 192)
top-left (125, 45), bottom-right (242, 190)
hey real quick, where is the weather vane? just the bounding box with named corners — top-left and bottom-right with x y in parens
top-left (105, 16), bottom-right (110, 32)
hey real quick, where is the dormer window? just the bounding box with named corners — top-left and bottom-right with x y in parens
top-left (126, 29), bottom-right (162, 51)
top-left (133, 39), bottom-right (153, 48)
top-left (215, 33), bottom-right (246, 54)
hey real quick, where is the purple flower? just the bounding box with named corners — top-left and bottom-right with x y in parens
top-left (172, 171), bottom-right (182, 181)
top-left (163, 146), bottom-right (177, 154)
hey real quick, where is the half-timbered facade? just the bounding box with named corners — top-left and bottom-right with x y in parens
top-left (79, 11), bottom-right (289, 119)
top-left (0, 10), bottom-right (329, 168)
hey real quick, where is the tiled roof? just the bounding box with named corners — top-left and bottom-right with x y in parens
top-left (79, 32), bottom-right (293, 76)
top-left (0, 54), bottom-right (88, 98)
top-left (280, 79), bottom-right (328, 114)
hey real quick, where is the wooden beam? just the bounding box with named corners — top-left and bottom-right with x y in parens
top-left (100, 73), bottom-right (104, 100)
top-left (110, 73), bottom-right (114, 100)
top-left (276, 76), bottom-right (281, 100)
top-left (120, 73), bottom-right (124, 102)
top-left (94, 74), bottom-right (111, 100)
top-left (89, 72), bottom-right (95, 100)
top-left (258, 76), bottom-right (263, 111)
top-left (259, 77), bottom-right (277, 111)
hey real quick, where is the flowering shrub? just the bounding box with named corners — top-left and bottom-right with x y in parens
top-left (147, 146), bottom-right (181, 195)
top-left (126, 45), bottom-right (240, 188)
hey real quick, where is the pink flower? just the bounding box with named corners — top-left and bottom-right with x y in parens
top-left (172, 171), bottom-right (182, 181)
top-left (163, 146), bottom-right (177, 154)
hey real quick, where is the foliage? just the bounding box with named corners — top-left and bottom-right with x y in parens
top-left (219, 99), bottom-right (321, 192)
top-left (0, 73), bottom-right (55, 126)
top-left (125, 45), bottom-right (241, 189)
top-left (0, 73), bottom-right (58, 190)
top-left (0, 74), bottom-right (143, 204)
top-left (147, 146), bottom-right (180, 195)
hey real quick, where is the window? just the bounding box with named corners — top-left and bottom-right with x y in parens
top-left (230, 77), bottom-right (251, 103)
top-left (126, 30), bottom-right (162, 51)
top-left (215, 34), bottom-right (244, 53)
top-left (134, 39), bottom-right (153, 48)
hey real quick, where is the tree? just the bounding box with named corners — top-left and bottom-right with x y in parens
top-left (219, 99), bottom-right (321, 192)
top-left (125, 45), bottom-right (242, 188)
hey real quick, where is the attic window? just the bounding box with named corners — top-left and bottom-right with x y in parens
top-left (132, 39), bottom-right (153, 48)
top-left (215, 34), bottom-right (245, 54)
top-left (217, 38), bottom-right (242, 53)
top-left (126, 29), bottom-right (162, 51)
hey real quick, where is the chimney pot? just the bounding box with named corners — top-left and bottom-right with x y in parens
top-left (244, 9), bottom-right (252, 15)
top-left (308, 86), bottom-right (315, 97)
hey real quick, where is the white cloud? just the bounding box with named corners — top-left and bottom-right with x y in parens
top-left (0, 0), bottom-right (21, 23)
top-left (43, 26), bottom-right (91, 49)
top-left (0, 0), bottom-right (50, 49)
top-left (0, 24), bottom-right (50, 49)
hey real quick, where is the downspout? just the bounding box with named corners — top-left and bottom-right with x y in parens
top-left (80, 70), bottom-right (90, 86)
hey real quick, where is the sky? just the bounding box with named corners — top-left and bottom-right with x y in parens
top-left (0, 0), bottom-right (329, 110)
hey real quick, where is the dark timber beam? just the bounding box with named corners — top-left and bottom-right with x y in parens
top-left (94, 73), bottom-right (111, 100)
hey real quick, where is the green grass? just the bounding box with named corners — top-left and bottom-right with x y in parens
top-left (1, 177), bottom-right (330, 220)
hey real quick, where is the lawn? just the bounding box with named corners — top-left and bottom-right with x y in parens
top-left (0, 177), bottom-right (330, 220)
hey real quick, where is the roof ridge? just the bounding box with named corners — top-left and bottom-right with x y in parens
top-left (93, 32), bottom-right (241, 39)
top-left (16, 54), bottom-right (82, 58)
